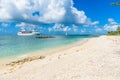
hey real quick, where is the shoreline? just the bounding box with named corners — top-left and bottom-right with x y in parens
top-left (0, 37), bottom-right (90, 74)
top-left (1, 35), bottom-right (120, 80)
top-left (0, 38), bottom-right (89, 65)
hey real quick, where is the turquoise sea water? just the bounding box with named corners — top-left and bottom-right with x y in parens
top-left (0, 35), bottom-right (96, 59)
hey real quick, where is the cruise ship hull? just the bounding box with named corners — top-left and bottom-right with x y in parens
top-left (17, 32), bottom-right (40, 36)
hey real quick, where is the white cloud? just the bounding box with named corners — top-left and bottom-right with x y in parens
top-left (108, 18), bottom-right (114, 23)
top-left (16, 22), bottom-right (26, 27)
top-left (0, 0), bottom-right (93, 25)
top-left (81, 29), bottom-right (86, 33)
top-left (104, 18), bottom-right (120, 31)
top-left (48, 23), bottom-right (71, 32)
top-left (16, 22), bottom-right (37, 31)
top-left (0, 8), bottom-right (12, 21)
top-left (95, 27), bottom-right (102, 32)
top-left (72, 24), bottom-right (78, 32)
top-left (1, 22), bottom-right (9, 27)
top-left (108, 18), bottom-right (117, 25)
top-left (91, 21), bottom-right (99, 25)
top-left (52, 24), bottom-right (64, 31)
top-left (104, 24), bottom-right (118, 31)
top-left (63, 26), bottom-right (71, 32)
top-left (48, 27), bottom-right (52, 32)
top-left (83, 20), bottom-right (99, 27)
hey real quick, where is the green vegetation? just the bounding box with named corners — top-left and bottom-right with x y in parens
top-left (108, 27), bottom-right (120, 35)
top-left (110, 2), bottom-right (120, 6)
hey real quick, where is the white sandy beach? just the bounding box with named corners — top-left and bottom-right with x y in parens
top-left (0, 36), bottom-right (120, 80)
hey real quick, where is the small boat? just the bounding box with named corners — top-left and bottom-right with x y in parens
top-left (17, 30), bottom-right (40, 36)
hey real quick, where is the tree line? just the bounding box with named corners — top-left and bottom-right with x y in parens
top-left (108, 27), bottom-right (120, 35)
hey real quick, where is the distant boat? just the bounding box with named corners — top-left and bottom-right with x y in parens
top-left (17, 30), bottom-right (40, 36)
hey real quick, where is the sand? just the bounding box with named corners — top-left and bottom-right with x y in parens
top-left (0, 36), bottom-right (120, 80)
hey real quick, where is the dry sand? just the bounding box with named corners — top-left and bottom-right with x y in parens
top-left (0, 36), bottom-right (120, 80)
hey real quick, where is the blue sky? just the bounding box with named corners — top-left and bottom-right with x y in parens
top-left (73, 0), bottom-right (120, 25)
top-left (0, 0), bottom-right (120, 35)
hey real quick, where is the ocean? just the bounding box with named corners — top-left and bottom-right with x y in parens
top-left (0, 35), bottom-right (96, 59)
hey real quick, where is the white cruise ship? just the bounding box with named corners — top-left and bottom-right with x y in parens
top-left (17, 30), bottom-right (40, 36)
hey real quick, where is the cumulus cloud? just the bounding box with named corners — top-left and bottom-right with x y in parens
top-left (72, 24), bottom-right (78, 32)
top-left (16, 22), bottom-right (37, 31)
top-left (1, 22), bottom-right (9, 27)
top-left (104, 18), bottom-right (120, 31)
top-left (52, 24), bottom-right (65, 31)
top-left (48, 23), bottom-right (71, 32)
top-left (81, 29), bottom-right (86, 33)
top-left (108, 18), bottom-right (115, 23)
top-left (63, 26), bottom-right (71, 32)
top-left (95, 27), bottom-right (102, 32)
top-left (48, 23), bottom-right (80, 33)
top-left (91, 21), bottom-right (99, 25)
top-left (83, 20), bottom-right (99, 27)
top-left (0, 0), bottom-right (93, 25)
